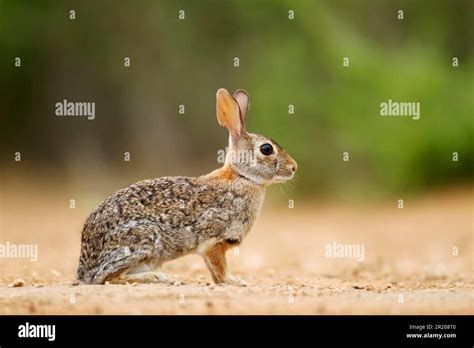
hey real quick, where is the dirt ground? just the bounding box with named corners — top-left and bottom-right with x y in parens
top-left (0, 179), bottom-right (472, 314)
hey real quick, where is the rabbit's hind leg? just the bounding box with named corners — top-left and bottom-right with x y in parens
top-left (99, 260), bottom-right (168, 285)
top-left (109, 260), bottom-right (173, 284)
top-left (92, 221), bottom-right (162, 284)
top-left (117, 270), bottom-right (173, 284)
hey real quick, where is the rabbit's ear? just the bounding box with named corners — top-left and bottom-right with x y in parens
top-left (216, 88), bottom-right (243, 139)
top-left (233, 89), bottom-right (249, 128)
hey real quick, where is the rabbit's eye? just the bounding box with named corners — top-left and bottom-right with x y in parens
top-left (260, 143), bottom-right (274, 156)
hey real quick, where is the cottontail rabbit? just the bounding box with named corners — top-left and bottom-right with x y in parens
top-left (77, 88), bottom-right (297, 286)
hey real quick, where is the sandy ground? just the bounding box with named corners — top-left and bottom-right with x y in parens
top-left (0, 179), bottom-right (472, 314)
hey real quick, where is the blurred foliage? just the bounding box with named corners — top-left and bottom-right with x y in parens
top-left (0, 0), bottom-right (472, 199)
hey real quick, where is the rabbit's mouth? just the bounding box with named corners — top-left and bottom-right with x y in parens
top-left (271, 161), bottom-right (297, 184)
top-left (272, 173), bottom-right (295, 184)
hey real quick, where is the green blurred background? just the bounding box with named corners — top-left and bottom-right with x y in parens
top-left (1, 0), bottom-right (472, 201)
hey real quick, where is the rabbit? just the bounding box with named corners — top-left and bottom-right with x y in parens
top-left (76, 88), bottom-right (297, 286)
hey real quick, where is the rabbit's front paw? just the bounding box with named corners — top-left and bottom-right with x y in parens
top-left (226, 276), bottom-right (248, 287)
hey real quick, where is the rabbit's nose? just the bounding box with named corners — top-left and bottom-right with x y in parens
top-left (290, 161), bottom-right (298, 173)
top-left (287, 162), bottom-right (297, 173)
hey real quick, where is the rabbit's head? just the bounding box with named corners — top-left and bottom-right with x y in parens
top-left (216, 88), bottom-right (297, 186)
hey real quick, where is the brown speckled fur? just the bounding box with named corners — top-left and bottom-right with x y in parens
top-left (77, 89), bottom-right (297, 285)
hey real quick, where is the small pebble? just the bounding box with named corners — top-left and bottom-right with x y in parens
top-left (8, 279), bottom-right (25, 288)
